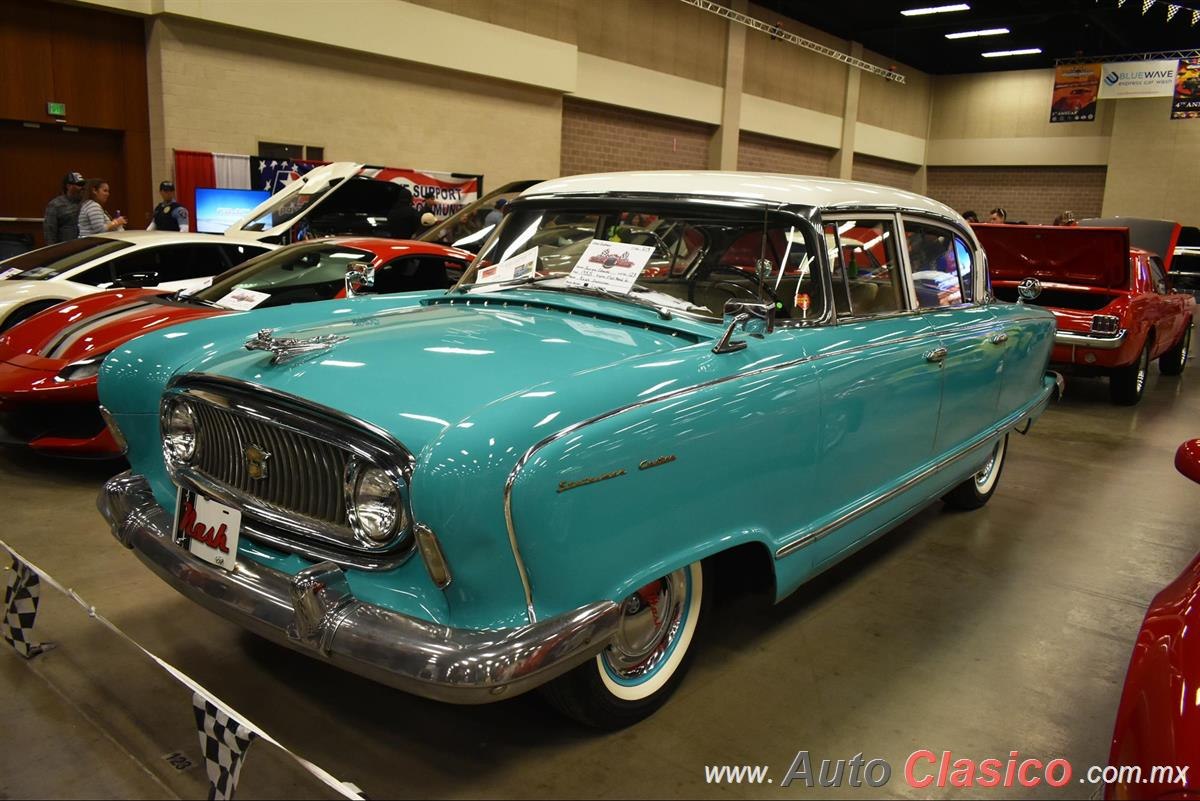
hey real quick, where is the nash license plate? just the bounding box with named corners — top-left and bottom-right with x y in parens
top-left (174, 489), bottom-right (241, 571)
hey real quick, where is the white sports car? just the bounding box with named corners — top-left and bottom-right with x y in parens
top-left (0, 231), bottom-right (274, 331)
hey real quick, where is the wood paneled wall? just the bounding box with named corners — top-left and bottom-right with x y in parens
top-left (0, 0), bottom-right (152, 242)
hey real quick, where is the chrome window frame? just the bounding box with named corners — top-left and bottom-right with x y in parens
top-left (820, 212), bottom-right (914, 324)
top-left (162, 373), bottom-right (417, 571)
top-left (898, 214), bottom-right (980, 314)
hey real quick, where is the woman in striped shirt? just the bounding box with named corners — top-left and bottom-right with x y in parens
top-left (77, 179), bottom-right (127, 237)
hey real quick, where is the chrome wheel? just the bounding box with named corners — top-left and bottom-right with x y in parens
top-left (596, 562), bottom-right (702, 702)
top-left (973, 436), bottom-right (1007, 495)
top-left (1136, 346), bottom-right (1149, 393)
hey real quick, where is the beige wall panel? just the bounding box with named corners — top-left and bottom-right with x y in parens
top-left (560, 98), bottom-right (713, 176)
top-left (927, 166), bottom-right (1107, 225)
top-left (928, 136), bottom-right (1112, 166)
top-left (737, 131), bottom-right (833, 176)
top-left (931, 69), bottom-right (1114, 141)
top-left (155, 18), bottom-right (561, 189)
top-left (740, 94), bottom-right (843, 149)
top-left (574, 53), bottom-right (724, 125)
top-left (854, 123), bottom-right (925, 166)
top-left (743, 3), bottom-right (848, 115)
top-left (404, 0), bottom-right (578, 43)
top-left (576, 0), bottom-right (726, 86)
top-left (858, 51), bottom-right (930, 138)
top-left (1103, 97), bottom-right (1200, 226)
top-left (851, 154), bottom-right (919, 191)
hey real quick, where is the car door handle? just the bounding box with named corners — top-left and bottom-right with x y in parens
top-left (990, 332), bottom-right (1009, 345)
top-left (925, 347), bottom-right (948, 363)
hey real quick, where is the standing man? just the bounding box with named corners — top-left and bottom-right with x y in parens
top-left (147, 181), bottom-right (189, 231)
top-left (386, 186), bottom-right (420, 239)
top-left (43, 171), bottom-right (86, 244)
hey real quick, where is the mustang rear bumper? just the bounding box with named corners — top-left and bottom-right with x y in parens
top-left (98, 472), bottom-right (620, 704)
top-left (1054, 329), bottom-right (1127, 350)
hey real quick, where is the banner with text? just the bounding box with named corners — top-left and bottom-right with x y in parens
top-left (1173, 58), bottom-right (1200, 119)
top-left (1051, 63), bottom-right (1101, 123)
top-left (358, 168), bottom-right (479, 219)
top-left (1098, 59), bottom-right (1179, 99)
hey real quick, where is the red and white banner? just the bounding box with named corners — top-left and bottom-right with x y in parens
top-left (358, 168), bottom-right (479, 218)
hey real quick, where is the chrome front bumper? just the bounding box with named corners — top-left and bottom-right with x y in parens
top-left (1054, 329), bottom-right (1127, 350)
top-left (98, 472), bottom-right (620, 704)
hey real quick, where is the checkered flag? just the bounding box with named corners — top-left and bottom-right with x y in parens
top-left (4, 559), bottom-right (48, 658)
top-left (192, 692), bottom-right (258, 800)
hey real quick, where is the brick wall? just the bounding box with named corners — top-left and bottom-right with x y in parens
top-left (926, 166), bottom-right (1108, 225)
top-left (737, 132), bottom-right (834, 177)
top-left (851, 154), bottom-right (920, 192)
top-left (560, 98), bottom-right (714, 176)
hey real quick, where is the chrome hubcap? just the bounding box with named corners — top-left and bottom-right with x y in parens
top-left (974, 440), bottom-right (1002, 488)
top-left (603, 569), bottom-right (687, 680)
top-left (1137, 349), bottom-right (1149, 392)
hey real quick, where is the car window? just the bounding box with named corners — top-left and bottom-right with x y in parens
top-left (194, 243), bottom-right (374, 309)
top-left (826, 218), bottom-right (905, 318)
top-left (150, 245), bottom-right (230, 283)
top-left (1149, 256), bottom-right (1169, 294)
top-left (906, 220), bottom-right (968, 309)
top-left (109, 248), bottom-right (164, 284)
top-left (2, 238), bottom-right (132, 280)
top-left (953, 237), bottom-right (975, 303)
top-left (220, 243), bottom-right (269, 268)
top-left (371, 255), bottom-right (467, 294)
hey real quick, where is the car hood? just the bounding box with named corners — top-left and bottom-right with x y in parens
top-left (0, 288), bottom-right (220, 367)
top-left (1079, 216), bottom-right (1181, 270)
top-left (180, 295), bottom-right (709, 449)
top-left (975, 223), bottom-right (1131, 289)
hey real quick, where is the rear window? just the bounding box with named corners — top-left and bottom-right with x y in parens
top-left (0, 238), bottom-right (132, 280)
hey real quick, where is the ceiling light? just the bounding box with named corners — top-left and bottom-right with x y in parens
top-left (901, 3), bottom-right (970, 15)
top-left (981, 47), bottom-right (1043, 57)
top-left (945, 27), bottom-right (1009, 39)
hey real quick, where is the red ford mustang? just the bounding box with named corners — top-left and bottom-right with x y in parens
top-left (1105, 440), bottom-right (1200, 799)
top-left (977, 223), bottom-right (1194, 405)
top-left (0, 237), bottom-right (471, 457)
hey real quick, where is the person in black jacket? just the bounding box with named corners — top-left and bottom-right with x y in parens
top-left (387, 187), bottom-right (420, 239)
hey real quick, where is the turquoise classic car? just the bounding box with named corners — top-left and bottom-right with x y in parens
top-left (97, 172), bottom-right (1061, 728)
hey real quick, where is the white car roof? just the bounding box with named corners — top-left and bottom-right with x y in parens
top-left (82, 231), bottom-right (238, 247)
top-left (525, 171), bottom-right (962, 222)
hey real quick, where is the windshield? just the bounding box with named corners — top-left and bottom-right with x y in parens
top-left (193, 242), bottom-right (373, 310)
top-left (419, 181), bottom-right (540, 252)
top-left (239, 181), bottom-right (338, 232)
top-left (453, 202), bottom-right (823, 322)
top-left (0, 238), bottom-right (132, 280)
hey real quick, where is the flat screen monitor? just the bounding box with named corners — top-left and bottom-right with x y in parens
top-left (195, 188), bottom-right (271, 234)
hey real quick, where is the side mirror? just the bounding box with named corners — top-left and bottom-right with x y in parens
top-left (345, 266), bottom-right (375, 297)
top-left (1017, 277), bottom-right (1042, 303)
top-left (112, 271), bottom-right (159, 288)
top-left (713, 300), bottom-right (776, 354)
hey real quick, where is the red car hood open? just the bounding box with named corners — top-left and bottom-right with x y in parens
top-left (975, 224), bottom-right (1131, 289)
top-left (0, 288), bottom-right (223, 368)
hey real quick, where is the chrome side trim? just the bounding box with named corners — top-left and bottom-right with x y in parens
top-left (773, 379), bottom-right (1057, 559)
top-left (98, 472), bottom-right (620, 704)
top-left (1054, 329), bottom-right (1127, 350)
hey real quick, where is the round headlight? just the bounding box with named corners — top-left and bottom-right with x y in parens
top-left (348, 463), bottom-right (406, 544)
top-left (163, 398), bottom-right (197, 464)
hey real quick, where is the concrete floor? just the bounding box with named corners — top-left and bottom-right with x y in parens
top-left (2, 358), bottom-right (1199, 799)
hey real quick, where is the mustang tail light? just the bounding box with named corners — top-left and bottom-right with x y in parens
top-left (1090, 315), bottom-right (1121, 336)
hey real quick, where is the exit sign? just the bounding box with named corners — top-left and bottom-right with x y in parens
top-left (47, 101), bottom-right (66, 117)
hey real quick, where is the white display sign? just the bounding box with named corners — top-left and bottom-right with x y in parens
top-left (215, 287), bottom-right (271, 311)
top-left (566, 240), bottom-right (655, 294)
top-left (0, 268), bottom-right (22, 280)
top-left (477, 247), bottom-right (537, 284)
top-left (1098, 60), bottom-right (1179, 99)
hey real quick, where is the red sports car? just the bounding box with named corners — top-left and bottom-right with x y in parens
top-left (1105, 440), bottom-right (1200, 799)
top-left (977, 223), bottom-right (1194, 405)
top-left (0, 237), bottom-right (471, 457)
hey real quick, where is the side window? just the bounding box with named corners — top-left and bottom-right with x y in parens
top-left (953, 237), bottom-right (975, 303)
top-left (906, 220), bottom-right (965, 309)
top-left (74, 262), bottom-right (115, 286)
top-left (151, 245), bottom-right (229, 282)
top-left (220, 243), bottom-right (267, 268)
top-left (109, 248), bottom-right (163, 282)
top-left (372, 256), bottom-right (461, 293)
top-left (827, 218), bottom-right (905, 318)
top-left (1149, 256), bottom-right (1168, 295)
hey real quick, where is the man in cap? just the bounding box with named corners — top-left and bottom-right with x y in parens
top-left (147, 180), bottom-right (189, 232)
top-left (43, 172), bottom-right (86, 244)
top-left (484, 197), bottom-right (508, 227)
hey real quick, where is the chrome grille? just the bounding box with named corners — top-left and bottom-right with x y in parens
top-left (191, 401), bottom-right (350, 530)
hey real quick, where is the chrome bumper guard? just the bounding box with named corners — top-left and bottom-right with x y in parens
top-left (1054, 329), bottom-right (1127, 350)
top-left (98, 472), bottom-right (620, 704)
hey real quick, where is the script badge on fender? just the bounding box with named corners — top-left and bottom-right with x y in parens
top-left (175, 491), bottom-right (242, 571)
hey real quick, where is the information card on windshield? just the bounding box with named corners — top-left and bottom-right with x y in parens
top-left (566, 240), bottom-right (654, 294)
top-left (215, 287), bottom-right (271, 311)
top-left (478, 247), bottom-right (537, 284)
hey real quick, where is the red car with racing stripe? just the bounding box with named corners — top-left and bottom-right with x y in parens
top-left (977, 223), bottom-right (1194, 405)
top-left (0, 237), bottom-right (471, 456)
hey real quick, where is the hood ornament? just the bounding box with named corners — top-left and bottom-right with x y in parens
top-left (244, 328), bottom-right (348, 365)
